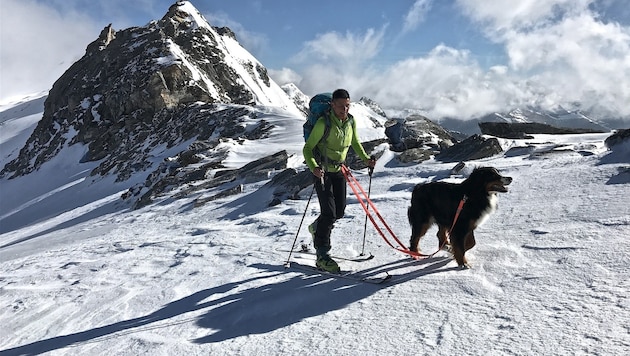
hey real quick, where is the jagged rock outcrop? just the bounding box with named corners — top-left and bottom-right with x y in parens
top-left (282, 83), bottom-right (309, 117)
top-left (359, 97), bottom-right (388, 119)
top-left (604, 128), bottom-right (630, 150)
top-left (133, 150), bottom-right (290, 209)
top-left (603, 128), bottom-right (630, 166)
top-left (397, 148), bottom-right (435, 164)
top-left (436, 134), bottom-right (503, 163)
top-left (385, 114), bottom-right (456, 153)
top-left (264, 168), bottom-right (314, 207)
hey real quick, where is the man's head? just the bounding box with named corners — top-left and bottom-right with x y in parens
top-left (331, 89), bottom-right (350, 120)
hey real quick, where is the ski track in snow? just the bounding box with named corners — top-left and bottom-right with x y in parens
top-left (1, 126), bottom-right (630, 355)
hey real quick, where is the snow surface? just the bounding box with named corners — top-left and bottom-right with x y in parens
top-left (1, 98), bottom-right (629, 355)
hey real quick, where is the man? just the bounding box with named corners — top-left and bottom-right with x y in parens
top-left (303, 89), bottom-right (376, 273)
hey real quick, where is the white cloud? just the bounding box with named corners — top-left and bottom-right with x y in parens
top-left (205, 11), bottom-right (269, 60)
top-left (293, 27), bottom-right (385, 66)
top-left (363, 45), bottom-right (518, 119)
top-left (455, 0), bottom-right (592, 33)
top-left (290, 27), bottom-right (387, 97)
top-left (294, 0), bottom-right (630, 122)
top-left (402, 0), bottom-right (432, 34)
top-left (268, 67), bottom-right (302, 86)
top-left (454, 0), bottom-right (630, 118)
top-left (0, 0), bottom-right (99, 103)
top-left (2, 0), bottom-right (629, 123)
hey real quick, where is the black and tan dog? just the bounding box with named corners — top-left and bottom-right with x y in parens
top-left (408, 167), bottom-right (512, 268)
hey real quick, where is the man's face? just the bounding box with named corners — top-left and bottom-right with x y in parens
top-left (332, 98), bottom-right (350, 120)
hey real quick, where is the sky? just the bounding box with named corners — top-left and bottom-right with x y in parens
top-left (1, 0), bottom-right (630, 121)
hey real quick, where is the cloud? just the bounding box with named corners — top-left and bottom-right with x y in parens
top-left (455, 0), bottom-right (592, 33)
top-left (268, 67), bottom-right (302, 86)
top-left (290, 26), bottom-right (387, 96)
top-left (362, 45), bottom-right (522, 119)
top-left (292, 27), bottom-right (386, 66)
top-left (0, 0), bottom-right (99, 103)
top-left (205, 11), bottom-right (269, 61)
top-left (402, 0), bottom-right (432, 34)
top-left (454, 0), bottom-right (630, 118)
top-left (294, 0), bottom-right (630, 122)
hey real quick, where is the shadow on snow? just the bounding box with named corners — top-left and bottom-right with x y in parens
top-left (1, 257), bottom-right (453, 354)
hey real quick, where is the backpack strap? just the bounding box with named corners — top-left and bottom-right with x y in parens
top-left (320, 111), bottom-right (332, 143)
top-left (313, 111), bottom-right (331, 169)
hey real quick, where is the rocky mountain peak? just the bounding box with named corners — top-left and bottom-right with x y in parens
top-left (1, 1), bottom-right (300, 180)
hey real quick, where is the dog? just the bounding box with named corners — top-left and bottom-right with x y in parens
top-left (408, 167), bottom-right (512, 268)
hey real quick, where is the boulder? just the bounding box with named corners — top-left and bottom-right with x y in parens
top-left (385, 115), bottom-right (455, 152)
top-left (436, 134), bottom-right (503, 163)
top-left (605, 129), bottom-right (630, 150)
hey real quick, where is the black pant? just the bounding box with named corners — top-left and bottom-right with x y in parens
top-left (313, 171), bottom-right (347, 256)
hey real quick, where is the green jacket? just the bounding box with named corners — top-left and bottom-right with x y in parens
top-left (303, 111), bottom-right (371, 173)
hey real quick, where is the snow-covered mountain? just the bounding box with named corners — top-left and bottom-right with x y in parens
top-left (2, 2), bottom-right (629, 353)
top-left (436, 107), bottom-right (611, 137)
top-left (0, 1), bottom-right (302, 180)
top-left (482, 107), bottom-right (610, 131)
top-left (0, 1), bottom-right (394, 235)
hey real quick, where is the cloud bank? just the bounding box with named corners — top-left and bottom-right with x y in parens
top-left (0, 0), bottom-right (98, 103)
top-left (289, 0), bottom-right (630, 121)
top-left (1, 0), bottom-right (628, 124)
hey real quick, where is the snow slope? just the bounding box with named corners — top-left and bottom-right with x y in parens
top-left (1, 100), bottom-right (629, 355)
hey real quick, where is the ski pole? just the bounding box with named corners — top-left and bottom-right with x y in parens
top-left (284, 183), bottom-right (316, 267)
top-left (360, 156), bottom-right (375, 256)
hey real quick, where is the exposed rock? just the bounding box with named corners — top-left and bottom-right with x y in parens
top-left (604, 129), bottom-right (630, 150)
top-left (133, 150), bottom-right (290, 208)
top-left (601, 129), bottom-right (630, 165)
top-left (358, 97), bottom-right (388, 118)
top-left (346, 139), bottom-right (388, 170)
top-left (436, 134), bottom-right (503, 163)
top-left (193, 184), bottom-right (244, 207)
top-left (385, 115), bottom-right (455, 152)
top-left (479, 122), bottom-right (605, 139)
top-left (397, 148), bottom-right (435, 164)
top-left (265, 168), bottom-right (314, 207)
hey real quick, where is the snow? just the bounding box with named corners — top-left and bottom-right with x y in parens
top-left (1, 99), bottom-right (629, 355)
top-left (159, 2), bottom-right (303, 116)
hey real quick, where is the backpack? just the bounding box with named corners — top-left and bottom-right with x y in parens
top-left (303, 92), bottom-right (332, 142)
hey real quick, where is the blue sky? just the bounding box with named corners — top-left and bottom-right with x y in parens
top-left (1, 0), bottom-right (629, 121)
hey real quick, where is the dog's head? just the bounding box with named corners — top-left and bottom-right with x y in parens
top-left (467, 167), bottom-right (512, 193)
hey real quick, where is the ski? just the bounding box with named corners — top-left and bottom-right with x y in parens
top-left (277, 248), bottom-right (375, 262)
top-left (288, 262), bottom-right (391, 285)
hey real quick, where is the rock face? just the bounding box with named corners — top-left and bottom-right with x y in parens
top-left (436, 134), bottom-right (503, 163)
top-left (479, 122), bottom-right (605, 139)
top-left (605, 128), bottom-right (630, 150)
top-left (1, 1), bottom-right (299, 180)
top-left (385, 115), bottom-right (455, 152)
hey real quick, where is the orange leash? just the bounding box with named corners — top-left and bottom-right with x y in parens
top-left (341, 165), bottom-right (434, 259)
top-left (342, 165), bottom-right (469, 259)
top-left (448, 195), bottom-right (468, 236)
